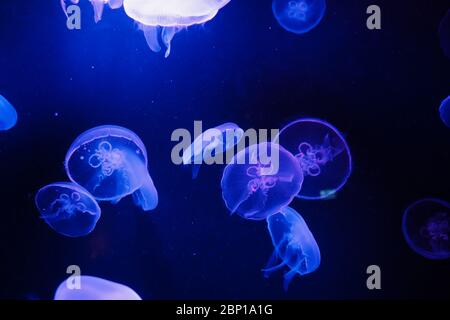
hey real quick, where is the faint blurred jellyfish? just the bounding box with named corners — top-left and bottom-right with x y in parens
top-left (272, 0), bottom-right (326, 34)
top-left (439, 9), bottom-right (450, 59)
top-left (439, 96), bottom-right (450, 128)
top-left (221, 142), bottom-right (303, 221)
top-left (0, 94), bottom-right (18, 131)
top-left (402, 199), bottom-right (450, 260)
top-left (182, 122), bottom-right (244, 179)
top-left (65, 125), bottom-right (158, 211)
top-left (123, 0), bottom-right (232, 57)
top-left (274, 118), bottom-right (352, 200)
top-left (263, 206), bottom-right (320, 290)
top-left (55, 275), bottom-right (142, 300)
top-left (35, 182), bottom-right (101, 237)
top-left (61, 0), bottom-right (124, 23)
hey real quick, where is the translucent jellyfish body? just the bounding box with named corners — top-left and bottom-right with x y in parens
top-left (35, 182), bottom-right (101, 237)
top-left (263, 206), bottom-right (320, 290)
top-left (65, 125), bottom-right (158, 211)
top-left (221, 142), bottom-right (303, 221)
top-left (439, 96), bottom-right (450, 128)
top-left (402, 199), bottom-right (450, 260)
top-left (0, 94), bottom-right (18, 131)
top-left (123, 0), bottom-right (232, 57)
top-left (272, 0), bottom-right (326, 34)
top-left (439, 9), bottom-right (450, 59)
top-left (61, 0), bottom-right (124, 23)
top-left (182, 122), bottom-right (244, 179)
top-left (275, 118), bottom-right (351, 200)
top-left (54, 276), bottom-right (142, 300)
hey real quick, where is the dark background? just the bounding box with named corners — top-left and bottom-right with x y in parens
top-left (0, 0), bottom-right (449, 299)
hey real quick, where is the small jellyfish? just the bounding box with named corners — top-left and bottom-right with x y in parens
top-left (272, 0), bottom-right (326, 35)
top-left (35, 182), bottom-right (101, 237)
top-left (65, 125), bottom-right (158, 211)
top-left (263, 206), bottom-right (321, 290)
top-left (221, 142), bottom-right (303, 221)
top-left (54, 275), bottom-right (142, 300)
top-left (182, 122), bottom-right (244, 179)
top-left (0, 94), bottom-right (18, 131)
top-left (275, 118), bottom-right (352, 200)
top-left (439, 96), bottom-right (450, 128)
top-left (123, 0), bottom-right (232, 57)
top-left (402, 198), bottom-right (450, 260)
top-left (439, 9), bottom-right (450, 60)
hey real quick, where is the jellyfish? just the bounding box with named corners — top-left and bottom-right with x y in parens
top-left (60, 0), bottom-right (124, 23)
top-left (123, 0), bottom-right (232, 57)
top-left (274, 118), bottom-right (351, 200)
top-left (65, 125), bottom-right (158, 211)
top-left (54, 275), bottom-right (142, 300)
top-left (221, 142), bottom-right (303, 221)
top-left (182, 122), bottom-right (244, 179)
top-left (0, 94), bottom-right (18, 131)
top-left (402, 198), bottom-right (450, 260)
top-left (439, 96), bottom-right (450, 128)
top-left (439, 9), bottom-right (450, 60)
top-left (35, 182), bottom-right (101, 237)
top-left (263, 206), bottom-right (320, 290)
top-left (272, 0), bottom-right (326, 35)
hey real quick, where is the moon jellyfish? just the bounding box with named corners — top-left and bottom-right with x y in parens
top-left (60, 0), bottom-right (124, 23)
top-left (221, 142), bottom-right (303, 221)
top-left (54, 275), bottom-right (142, 300)
top-left (275, 118), bottom-right (352, 200)
top-left (123, 0), bottom-right (231, 57)
top-left (402, 199), bottom-right (450, 260)
top-left (182, 122), bottom-right (244, 179)
top-left (263, 206), bottom-right (320, 290)
top-left (35, 182), bottom-right (101, 237)
top-left (272, 0), bottom-right (326, 34)
top-left (0, 94), bottom-right (18, 131)
top-left (65, 125), bottom-right (158, 211)
top-left (439, 9), bottom-right (450, 59)
top-left (439, 96), bottom-right (450, 128)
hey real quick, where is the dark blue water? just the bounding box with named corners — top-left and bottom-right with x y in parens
top-left (0, 0), bottom-right (449, 299)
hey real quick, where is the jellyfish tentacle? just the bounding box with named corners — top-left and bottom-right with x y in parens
top-left (140, 25), bottom-right (162, 53)
top-left (161, 26), bottom-right (180, 58)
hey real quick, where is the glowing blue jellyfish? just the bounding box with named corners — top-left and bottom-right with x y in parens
top-left (275, 118), bottom-right (351, 200)
top-left (439, 96), bottom-right (450, 128)
top-left (65, 125), bottom-right (158, 211)
top-left (272, 0), bottom-right (326, 34)
top-left (402, 199), bottom-right (450, 260)
top-left (61, 0), bottom-right (124, 23)
top-left (54, 276), bottom-right (142, 300)
top-left (35, 182), bottom-right (101, 237)
top-left (182, 122), bottom-right (244, 179)
top-left (263, 206), bottom-right (320, 290)
top-left (123, 0), bottom-right (231, 57)
top-left (439, 9), bottom-right (450, 60)
top-left (221, 142), bottom-right (303, 221)
top-left (0, 94), bottom-right (18, 131)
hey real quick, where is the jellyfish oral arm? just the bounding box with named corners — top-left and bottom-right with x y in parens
top-left (132, 171), bottom-right (158, 211)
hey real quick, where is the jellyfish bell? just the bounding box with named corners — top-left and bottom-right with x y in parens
top-left (221, 142), bottom-right (303, 221)
top-left (123, 0), bottom-right (232, 57)
top-left (402, 198), bottom-right (450, 260)
top-left (274, 118), bottom-right (352, 200)
top-left (0, 94), bottom-right (18, 131)
top-left (439, 96), bottom-right (450, 128)
top-left (263, 206), bottom-right (321, 290)
top-left (272, 0), bottom-right (326, 35)
top-left (65, 125), bottom-right (158, 211)
top-left (54, 275), bottom-right (142, 300)
top-left (35, 182), bottom-right (101, 238)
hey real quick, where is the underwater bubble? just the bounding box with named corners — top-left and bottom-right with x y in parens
top-left (272, 0), bottom-right (326, 34)
top-left (275, 118), bottom-right (352, 200)
top-left (0, 94), bottom-right (18, 131)
top-left (182, 122), bottom-right (244, 179)
top-left (35, 182), bottom-right (101, 237)
top-left (123, 0), bottom-right (231, 57)
top-left (221, 142), bottom-right (303, 221)
top-left (439, 96), bottom-right (450, 128)
top-left (263, 206), bottom-right (320, 290)
top-left (54, 275), bottom-right (142, 300)
top-left (439, 9), bottom-right (450, 60)
top-left (402, 198), bottom-right (450, 260)
top-left (65, 125), bottom-right (158, 211)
